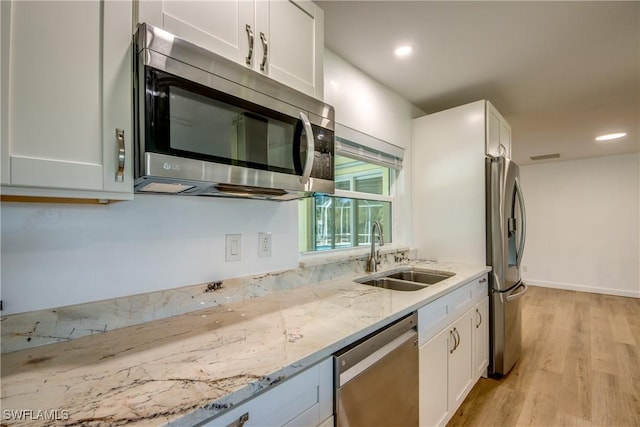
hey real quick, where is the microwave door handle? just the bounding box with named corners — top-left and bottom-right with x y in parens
top-left (299, 112), bottom-right (315, 186)
top-left (515, 177), bottom-right (527, 267)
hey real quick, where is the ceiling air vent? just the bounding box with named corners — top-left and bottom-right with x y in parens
top-left (530, 153), bottom-right (561, 161)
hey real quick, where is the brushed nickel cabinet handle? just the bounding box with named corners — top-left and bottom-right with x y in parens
top-left (450, 328), bottom-right (460, 353)
top-left (259, 32), bottom-right (268, 72)
top-left (245, 25), bottom-right (254, 65)
top-left (115, 128), bottom-right (125, 182)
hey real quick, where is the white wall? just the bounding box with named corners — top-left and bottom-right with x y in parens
top-left (1, 195), bottom-right (299, 314)
top-left (323, 49), bottom-right (422, 148)
top-left (323, 48), bottom-right (423, 249)
top-left (520, 153), bottom-right (640, 297)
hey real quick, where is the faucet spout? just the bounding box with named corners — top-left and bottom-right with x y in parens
top-left (368, 221), bottom-right (384, 272)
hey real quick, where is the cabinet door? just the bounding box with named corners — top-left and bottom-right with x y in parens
top-left (486, 102), bottom-right (501, 157)
top-left (1, 0), bottom-right (132, 199)
top-left (448, 309), bottom-right (475, 411)
top-left (486, 101), bottom-right (511, 158)
top-left (136, 1), bottom-right (324, 100)
top-left (419, 327), bottom-right (450, 427)
top-left (203, 358), bottom-right (332, 427)
top-left (418, 293), bottom-right (450, 345)
top-left (473, 297), bottom-right (490, 379)
top-left (137, 0), bottom-right (254, 66)
top-left (263, 0), bottom-right (323, 98)
top-left (499, 119), bottom-right (512, 159)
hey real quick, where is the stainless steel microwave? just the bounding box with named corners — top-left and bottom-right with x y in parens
top-left (133, 23), bottom-right (335, 200)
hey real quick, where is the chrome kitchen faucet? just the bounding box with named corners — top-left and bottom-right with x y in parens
top-left (368, 221), bottom-right (384, 272)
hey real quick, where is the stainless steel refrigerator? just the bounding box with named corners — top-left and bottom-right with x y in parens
top-left (486, 155), bottom-right (528, 376)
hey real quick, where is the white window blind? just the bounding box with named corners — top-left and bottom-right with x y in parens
top-left (334, 124), bottom-right (404, 170)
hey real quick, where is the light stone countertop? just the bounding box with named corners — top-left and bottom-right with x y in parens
top-left (0, 261), bottom-right (490, 426)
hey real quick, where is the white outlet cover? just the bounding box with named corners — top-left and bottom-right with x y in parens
top-left (226, 234), bottom-right (241, 262)
top-left (258, 232), bottom-right (272, 257)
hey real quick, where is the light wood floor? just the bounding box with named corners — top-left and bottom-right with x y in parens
top-left (448, 285), bottom-right (640, 427)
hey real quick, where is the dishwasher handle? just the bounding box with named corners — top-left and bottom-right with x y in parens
top-left (335, 313), bottom-right (417, 380)
top-left (338, 329), bottom-right (417, 386)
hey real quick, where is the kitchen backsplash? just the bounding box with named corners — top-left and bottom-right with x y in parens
top-left (1, 248), bottom-right (415, 353)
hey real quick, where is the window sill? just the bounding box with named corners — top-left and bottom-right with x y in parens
top-left (298, 245), bottom-right (413, 268)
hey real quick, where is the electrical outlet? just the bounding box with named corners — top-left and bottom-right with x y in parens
top-left (523, 265), bottom-right (528, 273)
top-left (258, 232), bottom-right (272, 257)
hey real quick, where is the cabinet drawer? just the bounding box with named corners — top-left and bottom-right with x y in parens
top-left (418, 274), bottom-right (488, 345)
top-left (447, 281), bottom-right (475, 320)
top-left (418, 296), bottom-right (450, 346)
top-left (471, 275), bottom-right (489, 304)
top-left (204, 358), bottom-right (333, 427)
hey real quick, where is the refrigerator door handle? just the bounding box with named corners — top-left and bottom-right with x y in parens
top-left (491, 271), bottom-right (503, 293)
top-left (491, 271), bottom-right (508, 304)
top-left (514, 177), bottom-right (527, 267)
top-left (505, 282), bottom-right (528, 302)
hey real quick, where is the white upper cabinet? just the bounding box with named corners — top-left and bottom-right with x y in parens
top-left (267, 1), bottom-right (323, 99)
top-left (1, 0), bottom-right (133, 200)
top-left (136, 1), bottom-right (254, 65)
top-left (486, 101), bottom-right (512, 158)
top-left (137, 0), bottom-right (324, 99)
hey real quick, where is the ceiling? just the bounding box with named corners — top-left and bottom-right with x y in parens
top-left (317, 1), bottom-right (640, 165)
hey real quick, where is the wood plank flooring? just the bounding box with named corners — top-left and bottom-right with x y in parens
top-left (448, 285), bottom-right (640, 427)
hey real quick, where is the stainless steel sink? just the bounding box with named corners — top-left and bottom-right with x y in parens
top-left (386, 269), bottom-right (455, 285)
top-left (358, 277), bottom-right (427, 291)
top-left (355, 267), bottom-right (455, 291)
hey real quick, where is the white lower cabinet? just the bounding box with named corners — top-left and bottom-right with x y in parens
top-left (447, 309), bottom-right (475, 412)
top-left (419, 308), bottom-right (475, 427)
top-left (317, 416), bottom-right (334, 427)
top-left (419, 326), bottom-right (450, 427)
top-left (418, 275), bottom-right (489, 427)
top-left (203, 358), bottom-right (333, 427)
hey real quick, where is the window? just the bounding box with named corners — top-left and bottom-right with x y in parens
top-left (299, 125), bottom-right (404, 253)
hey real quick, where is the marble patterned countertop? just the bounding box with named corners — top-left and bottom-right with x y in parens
top-left (0, 261), bottom-right (490, 426)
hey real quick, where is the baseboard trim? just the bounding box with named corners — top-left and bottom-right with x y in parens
top-left (525, 279), bottom-right (640, 299)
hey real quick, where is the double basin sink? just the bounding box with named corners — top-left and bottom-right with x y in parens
top-left (355, 267), bottom-right (455, 291)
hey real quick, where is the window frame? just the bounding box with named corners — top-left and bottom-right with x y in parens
top-left (299, 162), bottom-right (398, 254)
top-left (299, 124), bottom-right (404, 255)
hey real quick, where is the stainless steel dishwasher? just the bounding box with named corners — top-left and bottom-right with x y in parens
top-left (335, 313), bottom-right (419, 427)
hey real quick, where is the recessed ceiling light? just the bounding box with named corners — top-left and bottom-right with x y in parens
top-left (595, 132), bottom-right (626, 141)
top-left (394, 45), bottom-right (413, 58)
